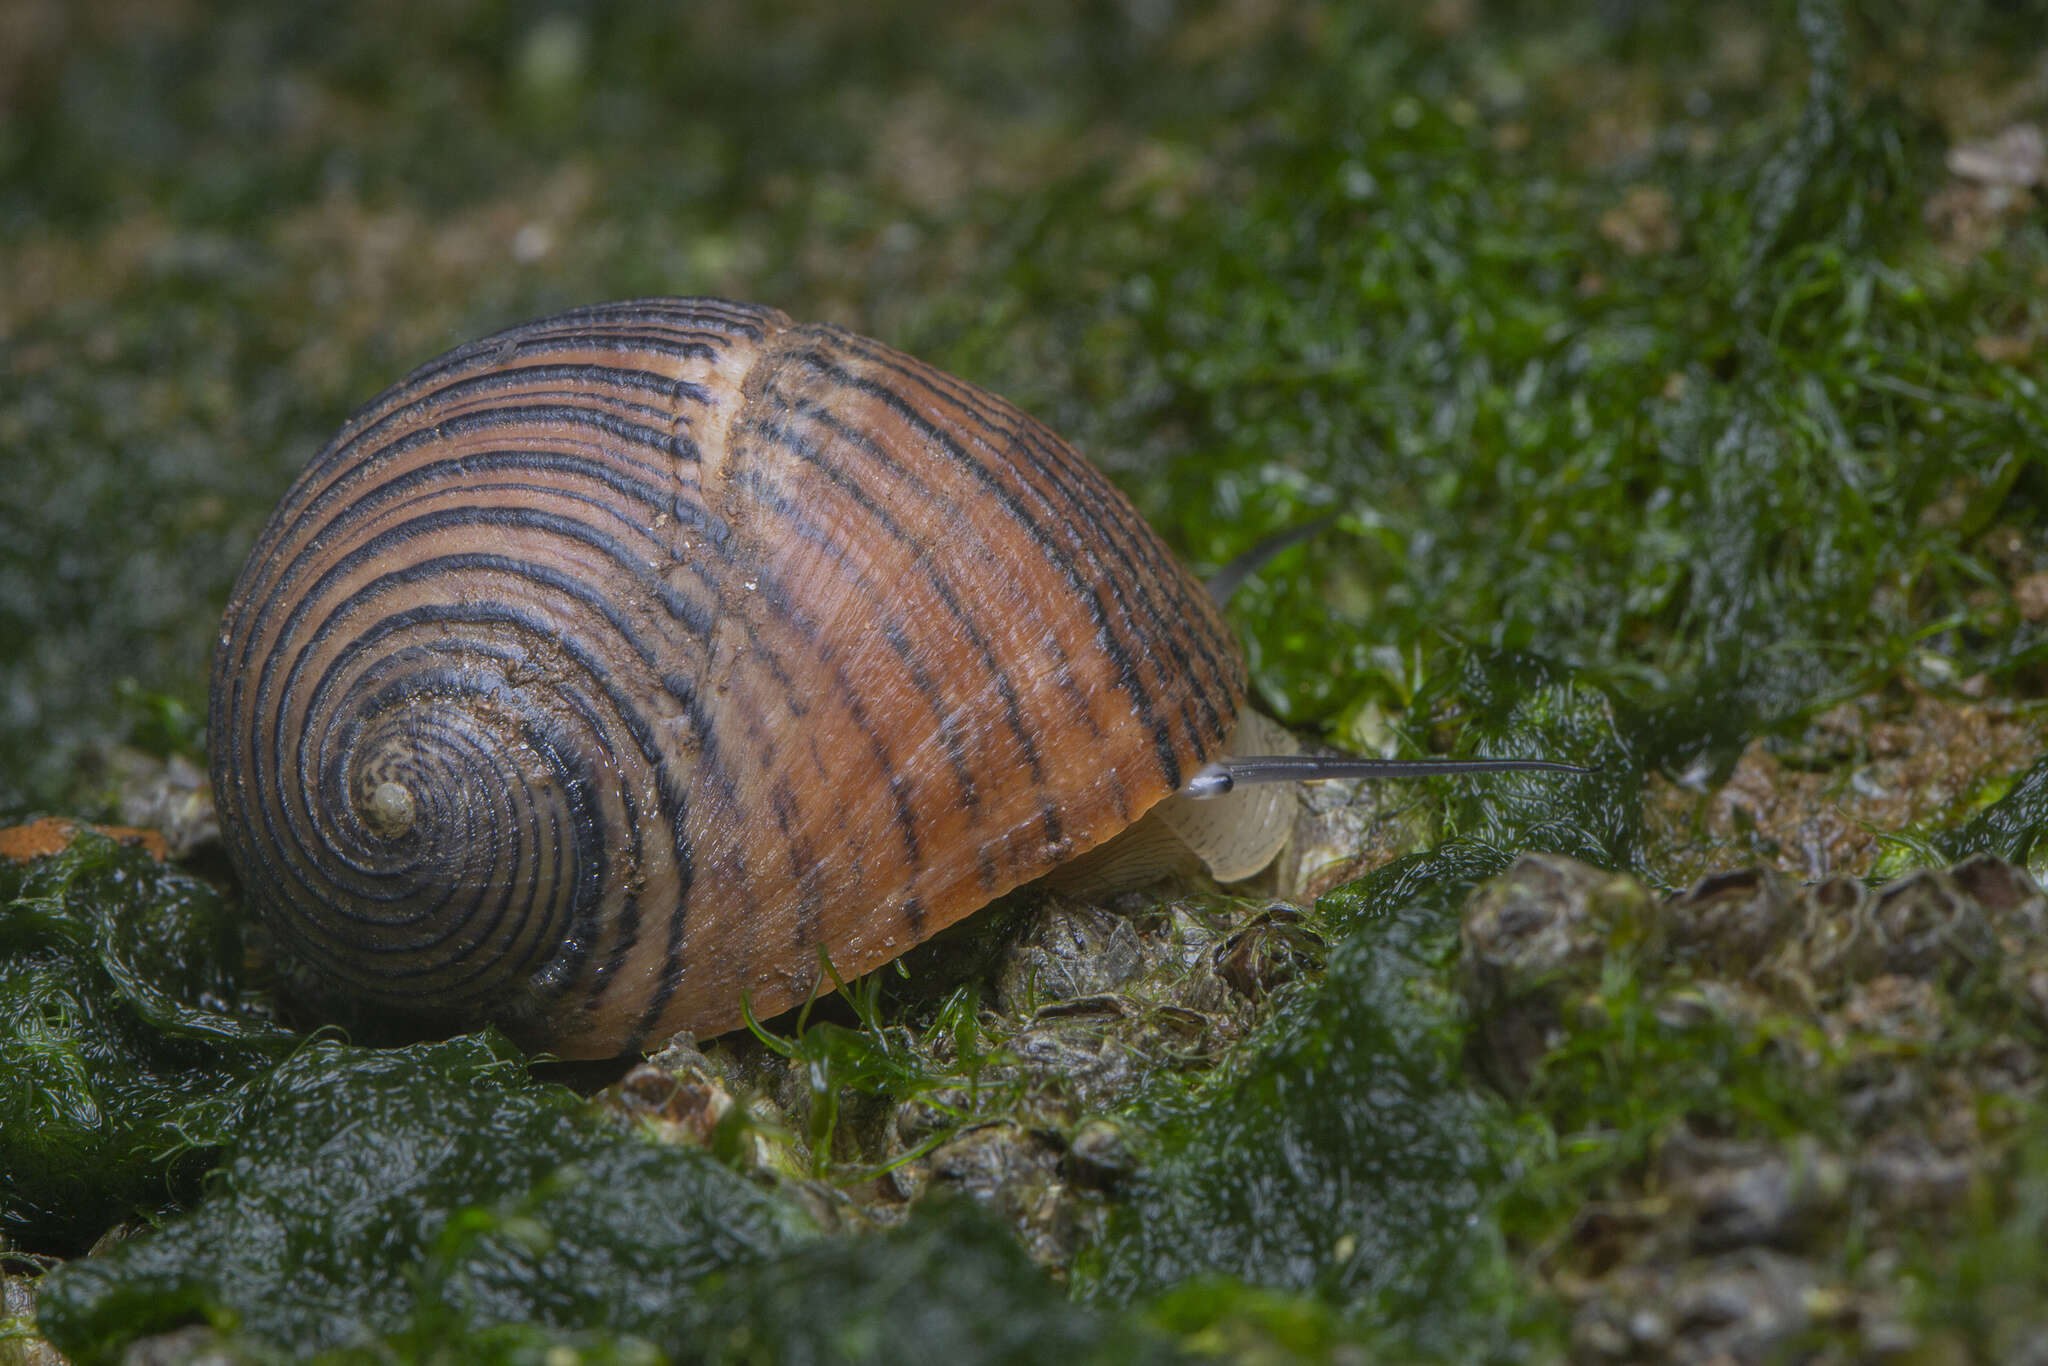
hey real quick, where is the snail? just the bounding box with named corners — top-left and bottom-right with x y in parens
top-left (210, 297), bottom-right (1582, 1059)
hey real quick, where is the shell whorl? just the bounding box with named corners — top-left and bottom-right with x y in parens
top-left (211, 297), bottom-right (1245, 1057)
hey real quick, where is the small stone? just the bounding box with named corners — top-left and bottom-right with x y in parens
top-left (1657, 1132), bottom-right (1846, 1254)
top-left (609, 1060), bottom-right (735, 1147)
top-left (1871, 868), bottom-right (2001, 985)
top-left (1212, 903), bottom-right (1325, 1001)
top-left (2016, 572), bottom-right (2048, 624)
top-left (1854, 1131), bottom-right (1973, 1215)
top-left (995, 899), bottom-right (1148, 1013)
top-left (1975, 333), bottom-right (2034, 365)
top-left (109, 749), bottom-right (219, 857)
top-left (1063, 1117), bottom-right (1138, 1191)
top-left (1460, 854), bottom-right (1655, 1095)
top-left (1598, 184), bottom-right (1680, 256)
top-left (1946, 123), bottom-right (2046, 187)
top-left (1665, 866), bottom-right (1805, 969)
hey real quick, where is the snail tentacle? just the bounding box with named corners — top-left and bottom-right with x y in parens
top-left (1182, 753), bottom-right (1597, 799)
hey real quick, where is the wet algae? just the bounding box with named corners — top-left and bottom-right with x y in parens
top-left (955, 0), bottom-right (2047, 768)
top-left (0, 833), bottom-right (289, 1254)
top-left (33, 1034), bottom-right (816, 1362)
top-left (2, 836), bottom-right (1197, 1362)
top-left (1084, 861), bottom-right (1523, 1356)
top-left (5, 0), bottom-right (2048, 1361)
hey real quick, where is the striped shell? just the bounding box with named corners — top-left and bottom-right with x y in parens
top-left (210, 298), bottom-right (1246, 1058)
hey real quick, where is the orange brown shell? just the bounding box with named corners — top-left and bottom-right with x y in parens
top-left (209, 298), bottom-right (1245, 1058)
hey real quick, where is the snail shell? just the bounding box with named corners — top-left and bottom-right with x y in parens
top-left (211, 298), bottom-right (1247, 1058)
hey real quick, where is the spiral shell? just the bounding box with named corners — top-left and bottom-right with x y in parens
top-left (211, 298), bottom-right (1246, 1057)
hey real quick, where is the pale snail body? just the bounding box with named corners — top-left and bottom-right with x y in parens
top-left (211, 298), bottom-right (1251, 1059)
top-left (1046, 709), bottom-right (1301, 892)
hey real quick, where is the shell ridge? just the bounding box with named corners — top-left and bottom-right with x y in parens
top-left (252, 405), bottom-right (715, 663)
top-left (770, 339), bottom-right (1171, 770)
top-left (733, 457), bottom-right (988, 815)
top-left (773, 340), bottom-right (1185, 787)
top-left (757, 382), bottom-right (1052, 783)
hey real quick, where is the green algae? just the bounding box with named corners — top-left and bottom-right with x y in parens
top-left (7, 836), bottom-right (1142, 1363)
top-left (33, 1035), bottom-right (818, 1364)
top-left (1067, 664), bottom-right (1621, 1358)
top-left (1911, 1104), bottom-right (2048, 1362)
top-left (0, 832), bottom-right (290, 1252)
top-left (951, 0), bottom-right (2047, 777)
top-left (1083, 868), bottom-right (1527, 1358)
top-left (30, 1034), bottom-right (1177, 1365)
top-left (680, 1200), bottom-right (1177, 1366)
top-left (1944, 753), bottom-right (2048, 879)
